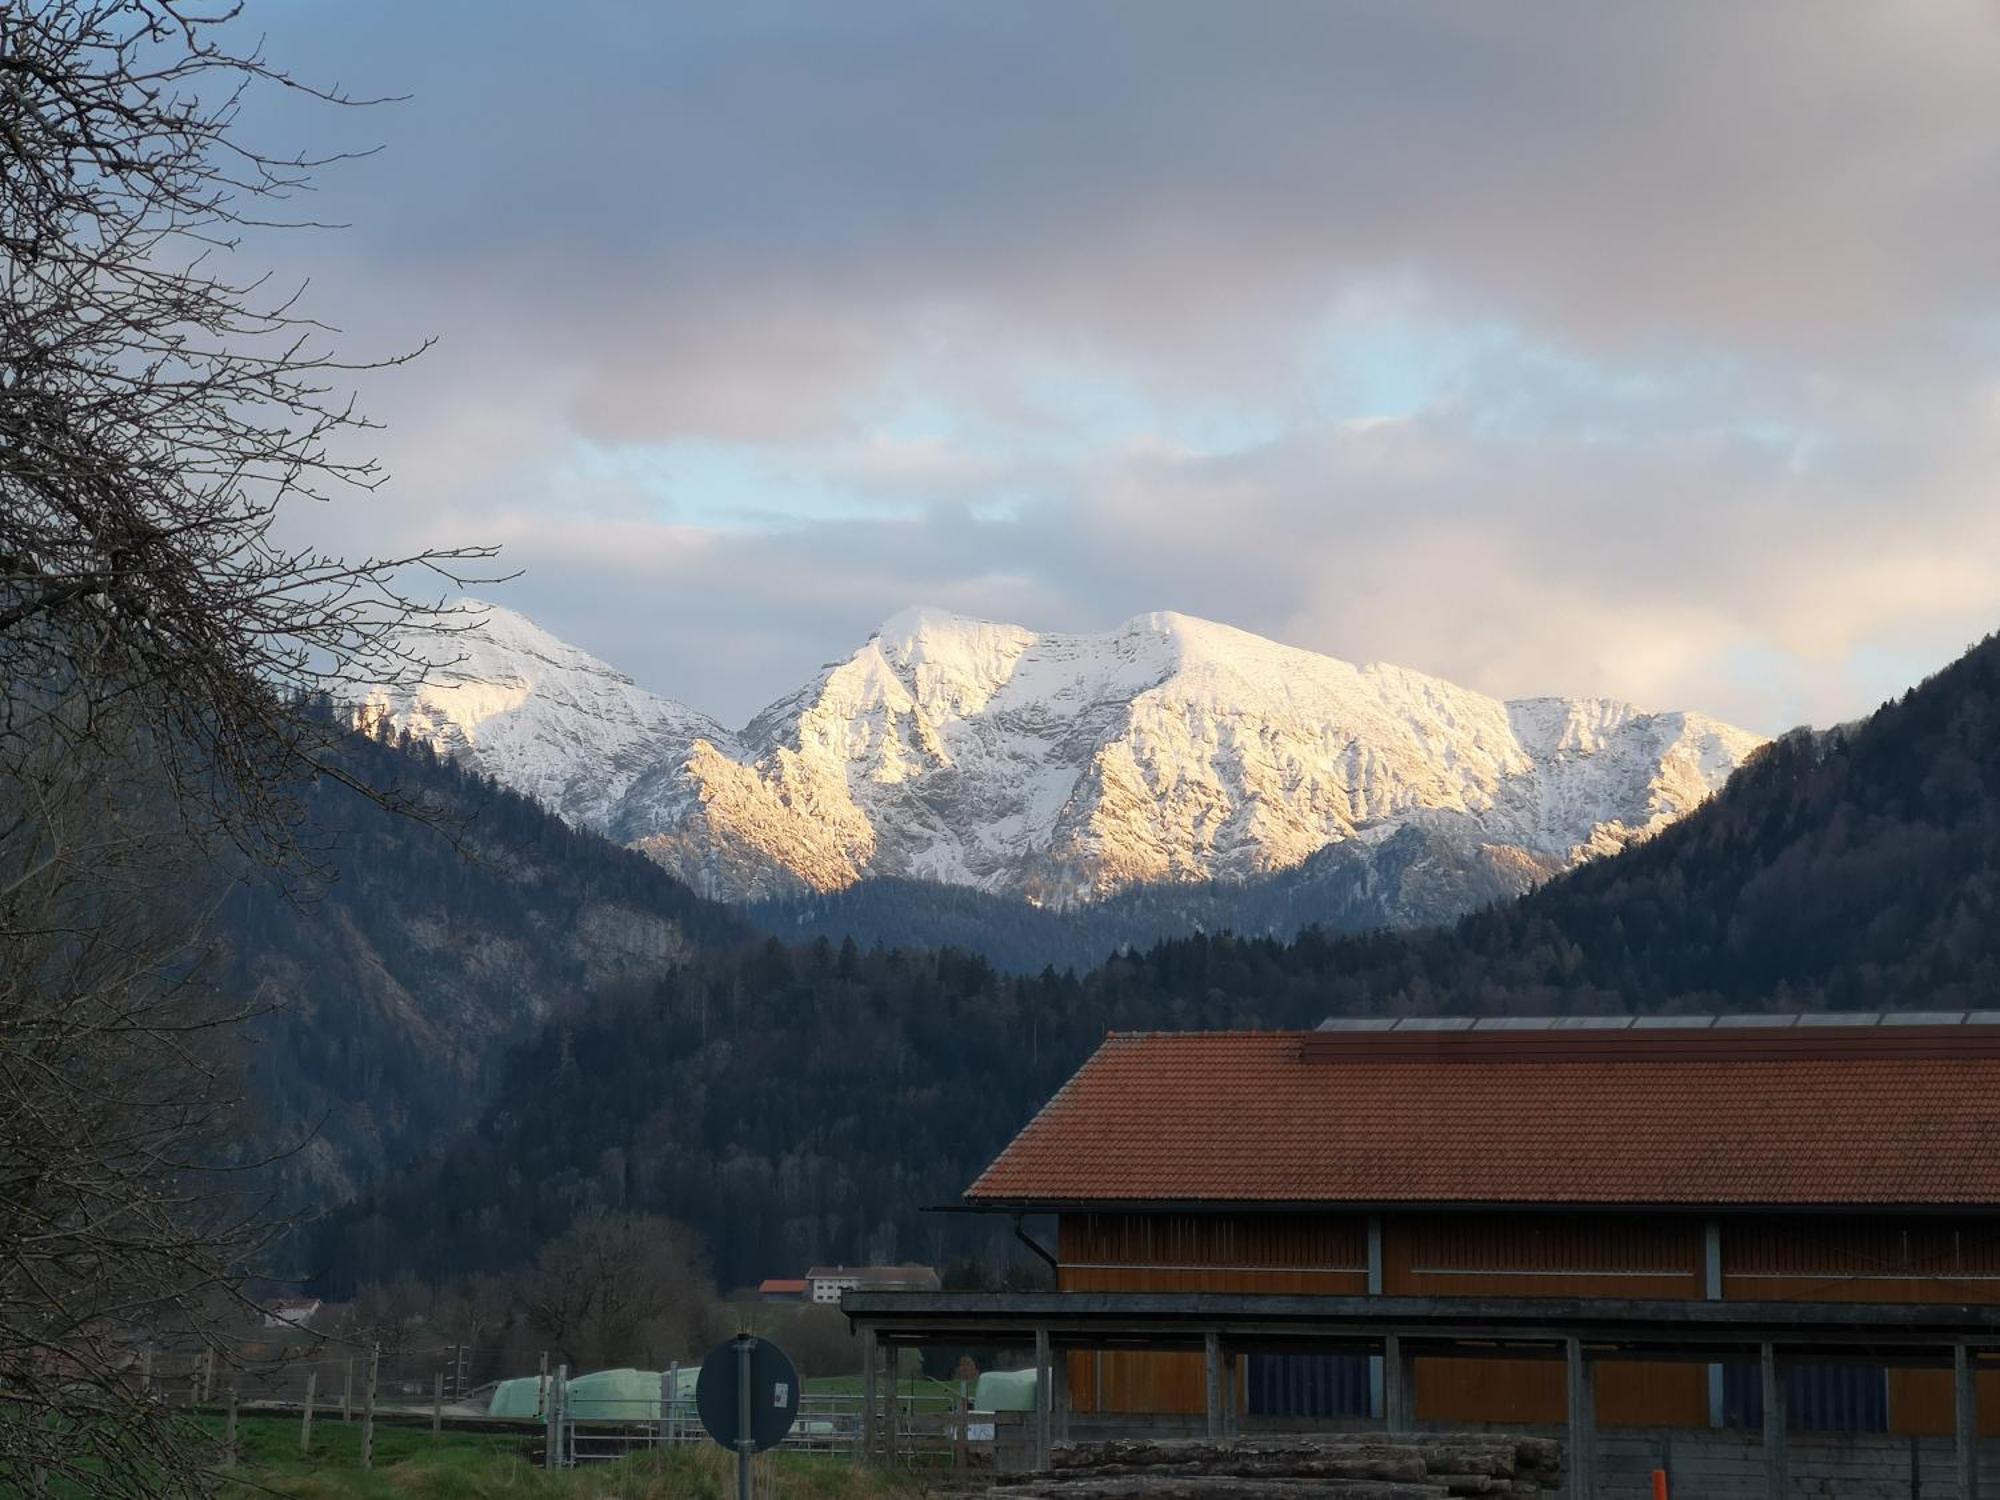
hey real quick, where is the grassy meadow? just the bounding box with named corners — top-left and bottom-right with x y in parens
top-left (214, 1416), bottom-right (935, 1500)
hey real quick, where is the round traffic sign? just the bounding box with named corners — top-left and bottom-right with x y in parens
top-left (695, 1335), bottom-right (800, 1453)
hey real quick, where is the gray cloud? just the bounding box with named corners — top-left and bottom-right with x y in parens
top-left (243, 1), bottom-right (2000, 730)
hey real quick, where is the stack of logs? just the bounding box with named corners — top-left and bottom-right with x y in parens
top-left (991, 1435), bottom-right (1566, 1498)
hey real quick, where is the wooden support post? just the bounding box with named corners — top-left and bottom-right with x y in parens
top-left (342, 1356), bottom-right (354, 1422)
top-left (1367, 1216), bottom-right (1386, 1420)
top-left (1704, 1217), bottom-right (1724, 1430)
top-left (300, 1372), bottom-right (317, 1457)
top-left (222, 1381), bottom-right (238, 1467)
top-left (1761, 1342), bottom-right (1787, 1498)
top-left (1566, 1338), bottom-right (1595, 1500)
top-left (432, 1369), bottom-right (444, 1440)
top-left (360, 1343), bottom-right (380, 1471)
top-left (1034, 1327), bottom-right (1054, 1471)
top-left (859, 1326), bottom-right (878, 1464)
top-left (954, 1381), bottom-right (968, 1470)
top-left (1956, 1344), bottom-right (1979, 1500)
top-left (1383, 1334), bottom-right (1414, 1434)
top-left (886, 1340), bottom-right (900, 1469)
top-left (1203, 1331), bottom-right (1224, 1440)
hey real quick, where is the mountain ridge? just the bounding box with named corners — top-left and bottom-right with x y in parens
top-left (357, 600), bottom-right (1764, 915)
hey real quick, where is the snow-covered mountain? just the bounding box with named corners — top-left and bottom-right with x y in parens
top-left (356, 603), bottom-right (731, 834)
top-left (356, 601), bottom-right (1765, 908)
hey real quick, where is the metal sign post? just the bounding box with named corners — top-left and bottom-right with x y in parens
top-left (737, 1335), bottom-right (753, 1500)
top-left (696, 1332), bottom-right (800, 1500)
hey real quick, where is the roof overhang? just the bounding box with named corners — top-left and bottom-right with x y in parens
top-left (951, 1197), bottom-right (2000, 1217)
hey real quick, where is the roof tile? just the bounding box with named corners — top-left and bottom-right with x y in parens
top-left (966, 1030), bottom-right (2000, 1206)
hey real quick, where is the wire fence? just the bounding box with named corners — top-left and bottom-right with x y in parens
top-left (121, 1339), bottom-right (500, 1418)
top-left (111, 1340), bottom-right (1000, 1472)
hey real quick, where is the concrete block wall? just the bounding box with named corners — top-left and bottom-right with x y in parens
top-left (1599, 1429), bottom-right (2000, 1499)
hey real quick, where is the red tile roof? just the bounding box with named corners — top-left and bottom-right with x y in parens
top-left (966, 1029), bottom-right (2000, 1207)
top-left (758, 1279), bottom-right (808, 1294)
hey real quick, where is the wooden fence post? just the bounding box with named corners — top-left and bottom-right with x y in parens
top-left (200, 1345), bottom-right (216, 1405)
top-left (432, 1369), bottom-right (444, 1441)
top-left (222, 1381), bottom-right (238, 1468)
top-left (342, 1356), bottom-right (353, 1422)
top-left (300, 1371), bottom-right (317, 1456)
top-left (360, 1343), bottom-right (380, 1471)
top-left (138, 1345), bottom-right (153, 1398)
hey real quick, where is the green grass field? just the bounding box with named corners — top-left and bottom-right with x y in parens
top-left (216, 1416), bottom-right (931, 1500)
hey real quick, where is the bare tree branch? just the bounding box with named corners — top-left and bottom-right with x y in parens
top-left (0, 5), bottom-right (499, 1491)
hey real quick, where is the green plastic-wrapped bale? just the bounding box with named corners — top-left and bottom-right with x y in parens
top-left (567, 1366), bottom-right (673, 1422)
top-left (486, 1374), bottom-right (547, 1419)
top-left (973, 1368), bottom-right (1038, 1412)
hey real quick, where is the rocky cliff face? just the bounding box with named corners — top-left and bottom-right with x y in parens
top-left (357, 601), bottom-right (1764, 909)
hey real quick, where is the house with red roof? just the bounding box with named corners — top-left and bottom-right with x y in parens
top-left (962, 1013), bottom-right (2000, 1437)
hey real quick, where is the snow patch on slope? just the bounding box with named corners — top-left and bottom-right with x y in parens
top-left (353, 601), bottom-right (731, 833)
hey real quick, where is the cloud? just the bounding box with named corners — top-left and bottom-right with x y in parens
top-left (238, 1), bottom-right (2000, 731)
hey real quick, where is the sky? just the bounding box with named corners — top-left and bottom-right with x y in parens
top-left (245, 2), bottom-right (2000, 733)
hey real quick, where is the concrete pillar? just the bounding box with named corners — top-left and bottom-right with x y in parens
top-left (1565, 1338), bottom-right (1595, 1500)
top-left (1383, 1334), bottom-right (1415, 1434)
top-left (1761, 1342), bottom-right (1788, 1497)
top-left (1053, 1343), bottom-right (1070, 1443)
top-left (1203, 1331), bottom-right (1224, 1439)
top-left (1034, 1327), bottom-right (1053, 1470)
top-left (1223, 1350), bottom-right (1239, 1436)
top-left (1956, 1344), bottom-right (1980, 1500)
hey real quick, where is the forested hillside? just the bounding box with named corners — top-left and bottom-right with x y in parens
top-left (217, 716), bottom-right (750, 1199)
top-left (317, 631), bottom-right (2000, 1293)
top-left (314, 938), bottom-right (1278, 1292)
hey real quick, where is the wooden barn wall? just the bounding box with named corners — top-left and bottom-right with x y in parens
top-left (1721, 1215), bottom-right (2000, 1304)
top-left (1058, 1213), bottom-right (1365, 1414)
top-left (1384, 1212), bottom-right (1706, 1427)
top-left (1051, 1210), bottom-right (2000, 1428)
top-left (1724, 1215), bottom-right (2000, 1435)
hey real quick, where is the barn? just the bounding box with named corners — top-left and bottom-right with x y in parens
top-left (957, 1013), bottom-right (2000, 1438)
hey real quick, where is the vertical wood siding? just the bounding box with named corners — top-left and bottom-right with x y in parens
top-left (1058, 1213), bottom-right (1364, 1413)
top-left (1051, 1210), bottom-right (2000, 1429)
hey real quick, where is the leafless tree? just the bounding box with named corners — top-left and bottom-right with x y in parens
top-left (0, 2), bottom-right (498, 1492)
top-left (518, 1214), bottom-right (720, 1372)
